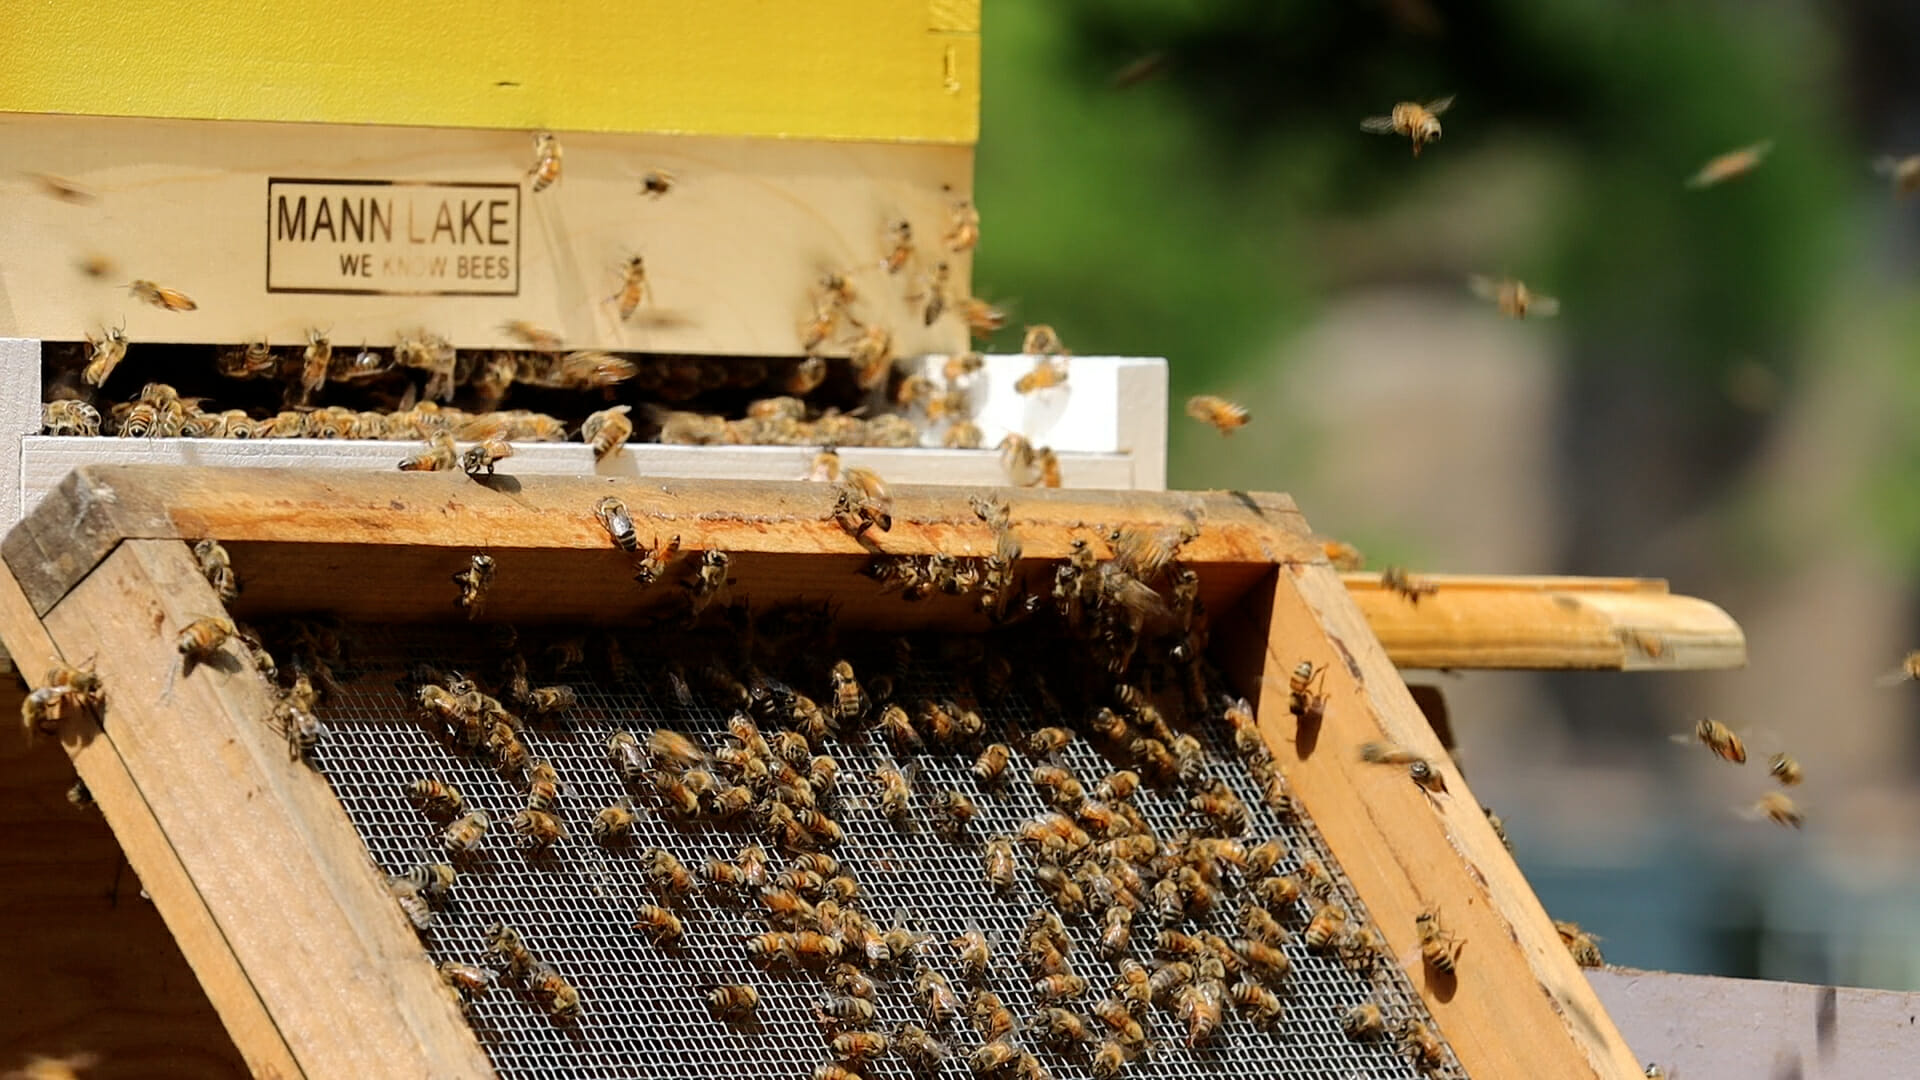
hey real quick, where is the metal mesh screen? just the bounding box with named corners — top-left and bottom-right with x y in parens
top-left (304, 623), bottom-right (1464, 1080)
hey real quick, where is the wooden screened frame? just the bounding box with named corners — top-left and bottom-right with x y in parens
top-left (0, 465), bottom-right (1644, 1078)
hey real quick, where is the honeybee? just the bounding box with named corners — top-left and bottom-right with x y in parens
top-left (599, 254), bottom-right (652, 322)
top-left (824, 659), bottom-right (868, 724)
top-left (1189, 782), bottom-right (1249, 835)
top-left (592, 798), bottom-right (639, 842)
top-left (42, 399), bottom-right (102, 437)
top-left (812, 1067), bottom-right (863, 1080)
top-left (442, 810), bottom-right (491, 855)
top-left (1252, 875), bottom-right (1304, 912)
top-left (510, 808), bottom-right (566, 850)
top-left (1173, 979), bottom-right (1225, 1048)
top-left (1343, 1001), bottom-right (1386, 1039)
top-left (882, 218), bottom-right (915, 274)
top-left (1360, 95), bottom-right (1455, 156)
top-left (1231, 979), bottom-right (1284, 1028)
top-left (399, 432), bottom-right (459, 472)
top-left (850, 325), bottom-right (895, 389)
top-left (976, 835), bottom-right (1018, 894)
top-left (915, 965), bottom-right (963, 1026)
top-left (1129, 737), bottom-right (1177, 786)
top-left (1033, 972), bottom-right (1090, 1004)
top-left (1554, 920), bottom-right (1605, 967)
top-left (438, 961), bottom-right (492, 1006)
top-left (894, 1021), bottom-right (944, 1070)
top-left (126, 279), bottom-right (198, 312)
top-left (387, 874), bottom-right (435, 929)
top-left (970, 1040), bottom-right (1020, 1076)
top-left (82, 324), bottom-right (130, 387)
top-left (931, 788), bottom-right (976, 832)
top-left (962, 298), bottom-right (1008, 341)
top-left (1402, 1020), bottom-right (1446, 1072)
top-left (462, 438), bottom-right (513, 476)
top-left (452, 554), bottom-right (496, 618)
top-left (187, 539), bottom-right (239, 605)
top-left (1185, 394), bottom-right (1250, 435)
top-left (872, 762), bottom-right (915, 823)
top-left (528, 960), bottom-right (581, 1021)
top-left (1415, 907), bottom-right (1464, 974)
top-left (1875, 155), bottom-right (1920, 197)
top-left (1765, 751), bottom-right (1804, 787)
top-left (641, 847), bottom-right (697, 899)
top-left (604, 730), bottom-right (647, 783)
top-left (698, 982), bottom-right (756, 1024)
top-left (952, 923), bottom-right (992, 981)
top-left (1239, 904), bottom-right (1287, 947)
top-left (1093, 770), bottom-right (1140, 803)
top-left (683, 550), bottom-right (731, 615)
top-left (1287, 660), bottom-right (1327, 724)
top-left (1469, 274), bottom-right (1560, 319)
top-left (484, 921), bottom-right (536, 981)
top-left (176, 616), bottom-right (235, 672)
top-left (274, 700), bottom-right (323, 761)
top-left (1749, 791), bottom-right (1804, 829)
top-left (1304, 902), bottom-right (1349, 951)
top-left (832, 1030), bottom-right (889, 1061)
top-left (1381, 565), bottom-right (1438, 604)
top-left (1360, 741), bottom-right (1424, 766)
top-left (527, 131), bottom-right (562, 192)
top-left (1014, 356), bottom-right (1067, 395)
top-left (1090, 1039), bottom-right (1132, 1079)
top-left (633, 533), bottom-right (682, 587)
top-left (1676, 717), bottom-right (1747, 764)
top-left (1244, 837), bottom-right (1286, 877)
top-left (1408, 759), bottom-right (1448, 793)
top-left (632, 903), bottom-right (685, 946)
top-left (1686, 139), bottom-right (1773, 189)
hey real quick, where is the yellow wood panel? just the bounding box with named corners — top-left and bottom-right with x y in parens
top-left (0, 1), bottom-right (980, 144)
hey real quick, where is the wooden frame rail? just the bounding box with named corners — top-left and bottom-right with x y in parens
top-left (0, 466), bottom-right (1645, 1078)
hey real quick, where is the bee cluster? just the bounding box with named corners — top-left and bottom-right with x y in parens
top-left (200, 502), bottom-right (1466, 1080)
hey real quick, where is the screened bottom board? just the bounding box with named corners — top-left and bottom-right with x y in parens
top-left (304, 624), bottom-right (1462, 1080)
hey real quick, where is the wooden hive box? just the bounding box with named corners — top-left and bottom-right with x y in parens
top-left (0, 465), bottom-right (1648, 1079)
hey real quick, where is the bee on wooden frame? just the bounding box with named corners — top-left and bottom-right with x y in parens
top-left (527, 131), bottom-right (562, 192)
top-left (461, 438), bottom-right (513, 476)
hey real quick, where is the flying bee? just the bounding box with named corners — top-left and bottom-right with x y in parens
top-left (633, 533), bottom-right (682, 587)
top-left (1555, 920), bottom-right (1604, 967)
top-left (1021, 324), bottom-right (1067, 356)
top-left (298, 327), bottom-right (332, 397)
top-left (126, 278), bottom-right (198, 312)
top-left (82, 323), bottom-right (130, 387)
top-left (1343, 1001), bottom-right (1386, 1040)
top-left (399, 432), bottom-right (459, 471)
top-left (1748, 790), bottom-right (1804, 828)
top-left (462, 437), bottom-right (513, 476)
top-left (593, 798), bottom-right (639, 842)
top-left (527, 131), bottom-right (562, 191)
top-left (850, 325), bottom-right (895, 390)
top-left (1185, 394), bottom-right (1250, 435)
top-left (1014, 356), bottom-right (1068, 395)
top-left (439, 961), bottom-right (492, 1006)
top-left (452, 554), bottom-right (495, 618)
top-left (576, 404), bottom-right (636, 462)
top-left (442, 810), bottom-right (490, 855)
top-left (602, 254), bottom-right (651, 321)
top-left (1686, 139), bottom-right (1773, 189)
top-left (1469, 274), bottom-right (1560, 319)
top-left (1360, 95), bottom-right (1455, 156)
top-left (527, 960), bottom-right (581, 1021)
top-left (631, 903), bottom-right (684, 947)
top-left (176, 616), bottom-right (235, 672)
top-left (1304, 902), bottom-right (1349, 951)
top-left (1671, 717), bottom-right (1748, 764)
top-left (1768, 752), bottom-right (1804, 786)
top-left (510, 808), bottom-right (565, 850)
top-left (882, 218), bottom-right (914, 274)
top-left (962, 297), bottom-right (1008, 341)
top-left (703, 982), bottom-right (757, 1023)
top-left (191, 539), bottom-right (239, 604)
top-left (1360, 741), bottom-right (1425, 766)
top-left (1231, 979), bottom-right (1284, 1029)
top-left (1381, 565), bottom-right (1438, 604)
top-left (1414, 907), bottom-right (1464, 974)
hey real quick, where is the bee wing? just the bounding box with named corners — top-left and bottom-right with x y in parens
top-left (1466, 274), bottom-right (1502, 301)
top-left (1873, 156), bottom-right (1903, 177)
top-left (1528, 294), bottom-right (1561, 318)
top-left (1424, 94), bottom-right (1456, 115)
top-left (1359, 115), bottom-right (1399, 134)
top-left (1873, 665), bottom-right (1915, 688)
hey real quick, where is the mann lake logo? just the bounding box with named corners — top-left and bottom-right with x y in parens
top-left (266, 179), bottom-right (520, 296)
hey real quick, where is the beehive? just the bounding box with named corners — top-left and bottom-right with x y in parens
top-left (0, 465), bottom-right (1647, 1078)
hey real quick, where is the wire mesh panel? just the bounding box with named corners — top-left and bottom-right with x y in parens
top-left (300, 619), bottom-right (1464, 1080)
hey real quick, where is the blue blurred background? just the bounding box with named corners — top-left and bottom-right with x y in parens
top-left (968, 1), bottom-right (1920, 992)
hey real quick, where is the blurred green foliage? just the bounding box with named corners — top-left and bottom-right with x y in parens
top-left (970, 0), bottom-right (1853, 494)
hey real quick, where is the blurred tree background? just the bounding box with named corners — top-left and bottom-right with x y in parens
top-left (972, 0), bottom-right (1920, 991)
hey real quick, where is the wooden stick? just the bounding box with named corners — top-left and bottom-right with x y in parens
top-left (38, 541), bottom-right (494, 1079)
top-left (1347, 573), bottom-right (1746, 671)
top-left (0, 563), bottom-right (300, 1079)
